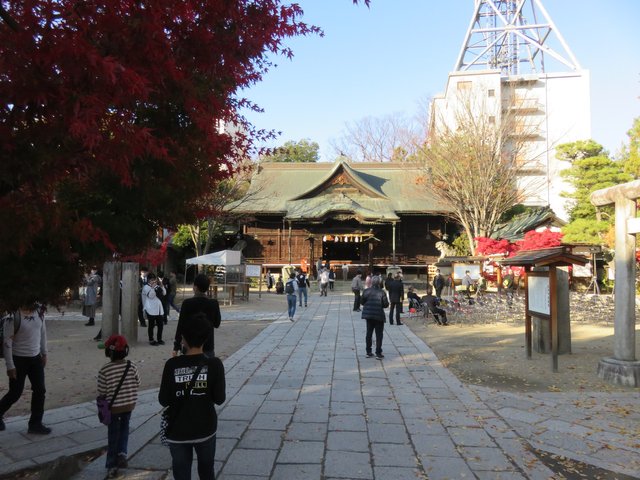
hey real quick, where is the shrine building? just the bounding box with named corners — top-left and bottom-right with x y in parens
top-left (231, 160), bottom-right (454, 274)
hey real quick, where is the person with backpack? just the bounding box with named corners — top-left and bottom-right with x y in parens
top-left (285, 273), bottom-right (298, 322)
top-left (295, 269), bottom-right (310, 308)
top-left (98, 335), bottom-right (140, 478)
top-left (0, 305), bottom-right (51, 434)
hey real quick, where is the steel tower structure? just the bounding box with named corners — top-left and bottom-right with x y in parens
top-left (455, 0), bottom-right (581, 75)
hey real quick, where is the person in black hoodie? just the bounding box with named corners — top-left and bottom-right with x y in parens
top-left (173, 274), bottom-right (221, 358)
top-left (159, 313), bottom-right (226, 480)
top-left (361, 275), bottom-right (389, 360)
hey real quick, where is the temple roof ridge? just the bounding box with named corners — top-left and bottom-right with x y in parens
top-left (290, 159), bottom-right (387, 201)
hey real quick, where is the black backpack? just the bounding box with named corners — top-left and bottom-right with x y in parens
top-left (0, 313), bottom-right (22, 359)
top-left (285, 280), bottom-right (295, 295)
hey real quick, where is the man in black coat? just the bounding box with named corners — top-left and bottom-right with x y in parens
top-left (386, 272), bottom-right (404, 325)
top-left (173, 274), bottom-right (221, 357)
top-left (433, 269), bottom-right (445, 298)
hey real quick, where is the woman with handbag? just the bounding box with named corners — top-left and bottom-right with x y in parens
top-left (159, 313), bottom-right (226, 480)
top-left (97, 335), bottom-right (140, 479)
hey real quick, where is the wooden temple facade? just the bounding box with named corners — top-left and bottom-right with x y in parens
top-left (231, 161), bottom-right (455, 272)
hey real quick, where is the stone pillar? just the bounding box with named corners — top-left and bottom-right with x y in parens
top-left (121, 263), bottom-right (138, 343)
top-left (613, 197), bottom-right (636, 361)
top-left (591, 182), bottom-right (640, 386)
top-left (101, 262), bottom-right (121, 338)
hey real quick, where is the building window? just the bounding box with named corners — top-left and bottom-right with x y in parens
top-left (488, 89), bottom-right (495, 97)
top-left (457, 81), bottom-right (472, 91)
top-left (488, 116), bottom-right (496, 124)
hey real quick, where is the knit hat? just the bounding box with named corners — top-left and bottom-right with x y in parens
top-left (105, 334), bottom-right (129, 353)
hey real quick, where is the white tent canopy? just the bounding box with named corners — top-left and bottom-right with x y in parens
top-left (185, 250), bottom-right (242, 266)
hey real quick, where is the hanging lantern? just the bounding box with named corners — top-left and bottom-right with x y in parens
top-left (355, 236), bottom-right (360, 243)
top-left (322, 235), bottom-right (327, 242)
top-left (335, 236), bottom-right (340, 242)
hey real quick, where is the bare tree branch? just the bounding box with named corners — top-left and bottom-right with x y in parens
top-left (420, 90), bottom-right (544, 253)
top-left (331, 113), bottom-right (424, 162)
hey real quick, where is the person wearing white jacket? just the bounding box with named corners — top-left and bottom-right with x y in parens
top-left (142, 273), bottom-right (166, 346)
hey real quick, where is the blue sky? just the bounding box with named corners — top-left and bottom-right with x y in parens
top-left (243, 0), bottom-right (640, 161)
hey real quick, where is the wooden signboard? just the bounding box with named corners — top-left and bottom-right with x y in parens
top-left (527, 272), bottom-right (550, 317)
top-left (245, 264), bottom-right (261, 277)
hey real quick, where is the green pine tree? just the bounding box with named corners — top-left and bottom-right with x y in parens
top-left (559, 140), bottom-right (631, 244)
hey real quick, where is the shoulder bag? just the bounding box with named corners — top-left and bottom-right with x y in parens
top-left (97, 361), bottom-right (131, 425)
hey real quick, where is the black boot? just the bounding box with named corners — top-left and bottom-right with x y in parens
top-left (85, 318), bottom-right (95, 326)
top-left (93, 329), bottom-right (102, 341)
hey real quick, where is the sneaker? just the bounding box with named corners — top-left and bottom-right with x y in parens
top-left (107, 467), bottom-right (119, 478)
top-left (117, 453), bottom-right (128, 469)
top-left (366, 352), bottom-right (374, 358)
top-left (157, 340), bottom-right (165, 345)
top-left (27, 424), bottom-right (52, 435)
top-left (149, 340), bottom-right (158, 346)
top-left (375, 354), bottom-right (384, 360)
top-left (0, 417), bottom-right (5, 431)
top-left (396, 322), bottom-right (403, 326)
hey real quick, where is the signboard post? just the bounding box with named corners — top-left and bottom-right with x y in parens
top-left (526, 270), bottom-right (558, 370)
top-left (502, 247), bottom-right (586, 373)
top-left (245, 264), bottom-right (262, 299)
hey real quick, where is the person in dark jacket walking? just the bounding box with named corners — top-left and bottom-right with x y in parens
top-left (361, 276), bottom-right (389, 359)
top-left (386, 272), bottom-right (404, 325)
top-left (173, 274), bottom-right (221, 358)
top-left (160, 313), bottom-right (225, 480)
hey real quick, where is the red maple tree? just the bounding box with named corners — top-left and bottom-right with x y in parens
top-left (475, 229), bottom-right (564, 260)
top-left (0, 1), bottom-right (365, 309)
top-left (516, 230), bottom-right (564, 251)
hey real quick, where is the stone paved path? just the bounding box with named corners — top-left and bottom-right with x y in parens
top-left (1, 291), bottom-right (637, 479)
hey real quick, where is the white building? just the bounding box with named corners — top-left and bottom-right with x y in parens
top-left (430, 0), bottom-right (591, 220)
